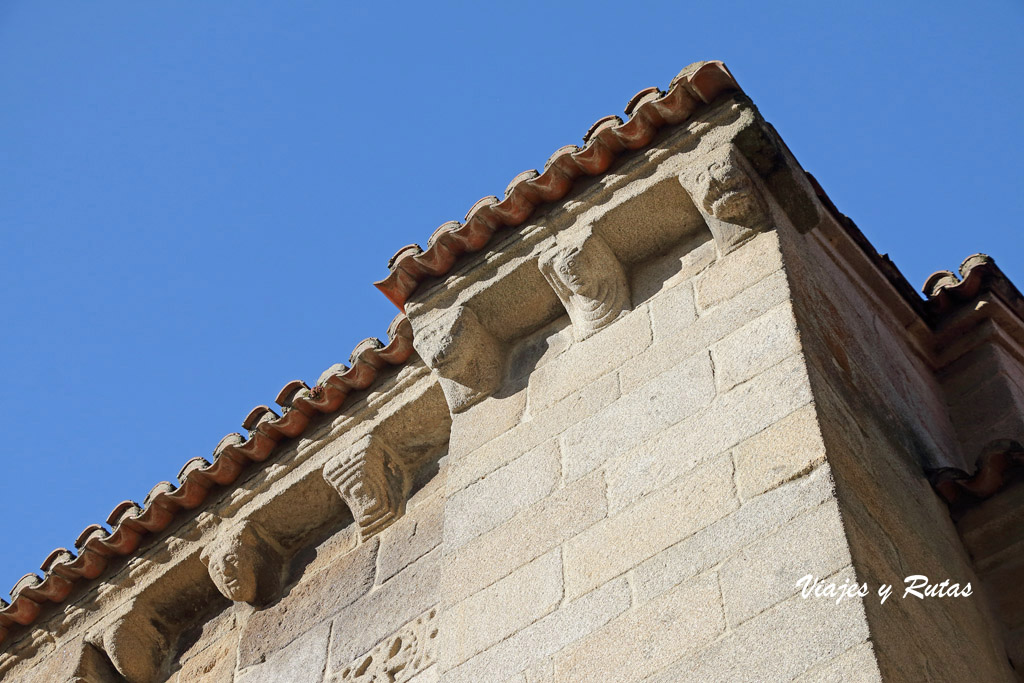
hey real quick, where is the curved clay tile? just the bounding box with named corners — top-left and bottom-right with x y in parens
top-left (374, 60), bottom-right (741, 311)
top-left (921, 253), bottom-right (1024, 319)
top-left (0, 313), bottom-right (414, 645)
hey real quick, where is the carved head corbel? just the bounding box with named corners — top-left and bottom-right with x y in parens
top-left (412, 305), bottom-right (505, 412)
top-left (679, 144), bottom-right (771, 254)
top-left (539, 229), bottom-right (630, 341)
top-left (200, 520), bottom-right (283, 605)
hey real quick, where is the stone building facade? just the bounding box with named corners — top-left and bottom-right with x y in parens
top-left (1, 61), bottom-right (1022, 682)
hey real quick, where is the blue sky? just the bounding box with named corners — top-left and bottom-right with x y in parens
top-left (1, 2), bottom-right (1021, 599)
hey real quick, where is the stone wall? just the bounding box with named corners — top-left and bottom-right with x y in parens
top-left (2, 66), bottom-right (1022, 682)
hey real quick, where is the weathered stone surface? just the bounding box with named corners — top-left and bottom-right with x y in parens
top-left (328, 548), bottom-right (440, 672)
top-left (630, 463), bottom-right (835, 604)
top-left (606, 353), bottom-right (812, 512)
top-left (441, 550), bottom-right (563, 670)
top-left (678, 143), bottom-right (773, 255)
top-left (793, 642), bottom-right (882, 683)
top-left (445, 578), bottom-right (631, 683)
top-left (549, 571), bottom-right (724, 683)
top-left (538, 229), bottom-right (631, 341)
top-left (444, 470), bottom-right (607, 606)
top-left (236, 623), bottom-right (329, 683)
top-left (446, 372), bottom-right (619, 495)
top-left (444, 440), bottom-right (560, 550)
top-left (19, 637), bottom-right (121, 683)
top-left (733, 402), bottom-right (825, 500)
top-left (377, 491), bottom-right (443, 585)
top-left (407, 665), bottom-right (441, 683)
top-left (648, 279), bottom-right (697, 342)
top-left (719, 500), bottom-right (851, 627)
top-left (238, 537), bottom-right (378, 668)
top-left (563, 453), bottom-right (737, 599)
top-left (323, 434), bottom-right (409, 541)
top-left (413, 304), bottom-right (506, 412)
top-left (710, 302), bottom-right (801, 392)
top-left (331, 607), bottom-right (438, 683)
top-left (693, 229), bottom-right (784, 311)
top-left (11, 66), bottom-right (1024, 683)
top-left (176, 630), bottom-right (237, 683)
top-left (629, 231), bottom-right (715, 310)
top-left (448, 388), bottom-right (527, 457)
top-left (560, 349), bottom-right (714, 483)
top-left (527, 305), bottom-right (651, 411)
top-left (646, 568), bottom-right (869, 683)
top-left (619, 268), bottom-right (790, 395)
top-left (201, 520), bottom-right (284, 605)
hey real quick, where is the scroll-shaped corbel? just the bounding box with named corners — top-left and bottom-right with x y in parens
top-left (539, 229), bottom-right (630, 341)
top-left (323, 434), bottom-right (410, 542)
top-left (200, 520), bottom-right (285, 605)
top-left (678, 144), bottom-right (772, 255)
top-left (413, 305), bottom-right (504, 413)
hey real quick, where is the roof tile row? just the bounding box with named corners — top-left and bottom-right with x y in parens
top-left (373, 61), bottom-right (741, 310)
top-left (0, 314), bottom-right (413, 643)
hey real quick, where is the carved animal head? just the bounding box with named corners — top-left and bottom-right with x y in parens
top-left (683, 147), bottom-right (768, 230)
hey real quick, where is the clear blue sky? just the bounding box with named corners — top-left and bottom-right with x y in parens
top-left (1, 2), bottom-right (1021, 598)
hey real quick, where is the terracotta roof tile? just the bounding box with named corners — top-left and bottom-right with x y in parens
top-left (10, 57), bottom-right (1014, 651)
top-left (373, 60), bottom-right (742, 310)
top-left (1, 62), bottom-right (744, 648)
top-left (0, 313), bottom-right (413, 645)
top-left (922, 253), bottom-right (1024, 316)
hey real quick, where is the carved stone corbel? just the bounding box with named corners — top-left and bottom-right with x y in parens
top-left (539, 229), bottom-right (630, 341)
top-left (412, 305), bottom-right (504, 413)
top-left (99, 604), bottom-right (168, 683)
top-left (678, 143), bottom-right (772, 255)
top-left (200, 520), bottom-right (284, 605)
top-left (323, 434), bottom-right (410, 541)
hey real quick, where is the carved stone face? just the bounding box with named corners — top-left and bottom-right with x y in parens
top-left (692, 156), bottom-right (757, 224)
top-left (204, 529), bottom-right (260, 603)
top-left (555, 244), bottom-right (599, 299)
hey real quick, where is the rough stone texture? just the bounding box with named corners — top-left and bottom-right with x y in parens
top-left (710, 301), bottom-right (801, 392)
top-left (176, 631), bottom-right (238, 683)
top-left (446, 371), bottom-right (619, 495)
top-left (443, 470), bottom-right (607, 607)
top-left (563, 452), bottom-right (737, 600)
top-left (327, 547), bottom-right (440, 673)
top-left (548, 572), bottom-right (724, 683)
top-left (778, 211), bottom-right (1017, 680)
top-left (793, 642), bottom-right (882, 683)
top-left (646, 568), bottom-right (870, 683)
top-left (440, 549), bottom-right (563, 670)
top-left (236, 624), bottom-right (329, 683)
top-left (559, 348), bottom-right (714, 482)
top-left (693, 230), bottom-right (784, 311)
top-left (377, 491), bottom-right (443, 584)
top-left (6, 68), bottom-right (1023, 683)
top-left (443, 440), bottom-right (560, 550)
top-left (630, 463), bottom-right (835, 604)
top-left (444, 578), bottom-right (631, 683)
top-left (238, 536), bottom-right (378, 668)
top-left (733, 401), bottom-right (825, 500)
top-left (618, 266), bottom-right (790, 394)
top-left (605, 351), bottom-right (812, 513)
top-left (647, 277), bottom-right (697, 342)
top-left (330, 607), bottom-right (438, 683)
top-left (719, 499), bottom-right (851, 627)
top-left (527, 304), bottom-right (652, 411)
